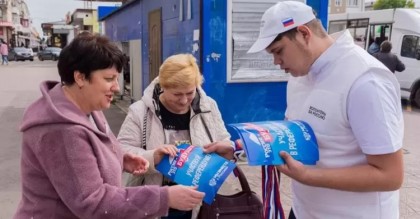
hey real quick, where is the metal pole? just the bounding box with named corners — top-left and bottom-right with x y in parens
top-left (361, 0), bottom-right (365, 12)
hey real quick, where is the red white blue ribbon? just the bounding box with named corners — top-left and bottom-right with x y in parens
top-left (262, 165), bottom-right (285, 219)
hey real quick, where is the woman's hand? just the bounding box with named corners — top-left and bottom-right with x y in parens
top-left (203, 141), bottom-right (234, 160)
top-left (168, 185), bottom-right (205, 211)
top-left (153, 144), bottom-right (178, 165)
top-left (123, 153), bottom-right (150, 176)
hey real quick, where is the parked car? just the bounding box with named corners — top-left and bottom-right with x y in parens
top-left (38, 47), bottom-right (62, 61)
top-left (8, 47), bottom-right (34, 61)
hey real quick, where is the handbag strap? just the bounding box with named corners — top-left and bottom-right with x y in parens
top-left (200, 115), bottom-right (213, 142)
top-left (200, 115), bottom-right (253, 192)
top-left (234, 166), bottom-right (252, 192)
top-left (200, 115), bottom-right (252, 192)
top-left (141, 108), bottom-right (149, 149)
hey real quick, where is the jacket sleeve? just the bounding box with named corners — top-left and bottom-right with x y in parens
top-left (207, 98), bottom-right (232, 142)
top-left (36, 128), bottom-right (169, 219)
top-left (117, 101), bottom-right (156, 168)
top-left (395, 56), bottom-right (405, 72)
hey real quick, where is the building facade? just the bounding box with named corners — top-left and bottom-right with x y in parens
top-left (0, 0), bottom-right (14, 44)
top-left (329, 0), bottom-right (374, 14)
top-left (70, 9), bottom-right (100, 34)
top-left (40, 8), bottom-right (102, 48)
top-left (0, 0), bottom-right (40, 48)
top-left (101, 0), bottom-right (328, 124)
top-left (41, 21), bottom-right (74, 48)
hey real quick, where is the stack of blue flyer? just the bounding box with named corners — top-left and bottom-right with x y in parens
top-left (228, 120), bottom-right (319, 166)
top-left (156, 144), bottom-right (236, 204)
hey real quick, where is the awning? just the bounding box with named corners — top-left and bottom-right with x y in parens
top-left (0, 21), bottom-right (14, 27)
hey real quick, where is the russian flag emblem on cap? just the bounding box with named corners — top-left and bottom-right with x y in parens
top-left (282, 18), bottom-right (294, 27)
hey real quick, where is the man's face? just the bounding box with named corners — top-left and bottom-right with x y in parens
top-left (266, 32), bottom-right (312, 77)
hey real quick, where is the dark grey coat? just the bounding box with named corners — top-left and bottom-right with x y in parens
top-left (373, 52), bottom-right (406, 73)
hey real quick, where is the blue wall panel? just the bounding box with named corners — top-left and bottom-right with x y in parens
top-left (104, 1), bottom-right (142, 41)
top-left (201, 0), bottom-right (287, 124)
top-left (98, 6), bottom-right (120, 21)
top-left (103, 0), bottom-right (328, 124)
top-left (141, 0), bottom-right (200, 85)
top-left (307, 0), bottom-right (329, 29)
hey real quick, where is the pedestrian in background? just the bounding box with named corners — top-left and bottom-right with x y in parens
top-left (14, 32), bottom-right (204, 219)
top-left (248, 1), bottom-right (403, 218)
top-left (368, 37), bottom-right (381, 54)
top-left (118, 53), bottom-right (234, 219)
top-left (0, 39), bottom-right (9, 65)
top-left (373, 40), bottom-right (406, 73)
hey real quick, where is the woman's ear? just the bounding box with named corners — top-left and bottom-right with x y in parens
top-left (74, 71), bottom-right (85, 88)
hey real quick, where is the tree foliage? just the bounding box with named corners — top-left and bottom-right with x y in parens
top-left (373, 0), bottom-right (415, 9)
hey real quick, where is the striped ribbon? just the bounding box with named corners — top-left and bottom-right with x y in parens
top-left (262, 165), bottom-right (285, 219)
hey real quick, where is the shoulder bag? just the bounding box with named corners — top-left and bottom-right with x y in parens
top-left (197, 166), bottom-right (263, 219)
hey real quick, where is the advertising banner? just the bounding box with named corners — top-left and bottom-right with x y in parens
top-left (228, 120), bottom-right (319, 166)
top-left (156, 144), bottom-right (236, 204)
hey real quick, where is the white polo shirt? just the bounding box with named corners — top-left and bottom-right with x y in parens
top-left (285, 30), bottom-right (403, 219)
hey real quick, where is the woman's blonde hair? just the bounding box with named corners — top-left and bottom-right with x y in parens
top-left (159, 54), bottom-right (203, 89)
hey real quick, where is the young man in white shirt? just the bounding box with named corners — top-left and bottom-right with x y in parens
top-left (248, 1), bottom-right (404, 218)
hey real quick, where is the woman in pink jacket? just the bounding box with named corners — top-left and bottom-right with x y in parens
top-left (0, 39), bottom-right (9, 65)
top-left (14, 32), bottom-right (204, 219)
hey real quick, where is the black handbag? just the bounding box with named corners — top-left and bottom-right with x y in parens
top-left (197, 166), bottom-right (263, 219)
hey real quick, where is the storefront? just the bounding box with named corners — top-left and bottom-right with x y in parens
top-left (0, 21), bottom-right (13, 45)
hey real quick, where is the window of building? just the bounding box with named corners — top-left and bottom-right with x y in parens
top-left (12, 13), bottom-right (19, 24)
top-left (401, 35), bottom-right (420, 59)
top-left (21, 18), bottom-right (29, 27)
top-left (348, 0), bottom-right (358, 6)
top-left (0, 9), bottom-right (3, 20)
top-left (335, 0), bottom-right (342, 6)
top-left (226, 0), bottom-right (289, 83)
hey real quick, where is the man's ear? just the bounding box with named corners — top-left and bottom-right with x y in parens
top-left (74, 71), bottom-right (85, 88)
top-left (297, 25), bottom-right (311, 43)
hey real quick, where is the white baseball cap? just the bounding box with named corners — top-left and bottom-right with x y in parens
top-left (247, 1), bottom-right (316, 53)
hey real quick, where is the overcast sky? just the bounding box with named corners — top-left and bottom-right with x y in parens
top-left (25, 0), bottom-right (121, 35)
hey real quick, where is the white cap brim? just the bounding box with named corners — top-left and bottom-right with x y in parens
top-left (247, 35), bottom-right (277, 53)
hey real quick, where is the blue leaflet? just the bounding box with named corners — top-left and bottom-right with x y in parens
top-left (228, 120), bottom-right (319, 166)
top-left (156, 144), bottom-right (236, 204)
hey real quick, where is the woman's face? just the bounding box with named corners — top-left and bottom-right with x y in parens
top-left (160, 85), bottom-right (197, 114)
top-left (81, 67), bottom-right (120, 112)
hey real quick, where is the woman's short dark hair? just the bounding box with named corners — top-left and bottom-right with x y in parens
top-left (58, 32), bottom-right (125, 85)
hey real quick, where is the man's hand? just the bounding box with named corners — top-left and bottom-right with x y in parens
top-left (123, 153), bottom-right (150, 176)
top-left (203, 141), bottom-right (234, 160)
top-left (276, 151), bottom-right (308, 183)
top-left (167, 185), bottom-right (205, 211)
top-left (153, 144), bottom-right (178, 165)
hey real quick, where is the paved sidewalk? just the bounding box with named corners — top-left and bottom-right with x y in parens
top-left (109, 97), bottom-right (419, 219)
